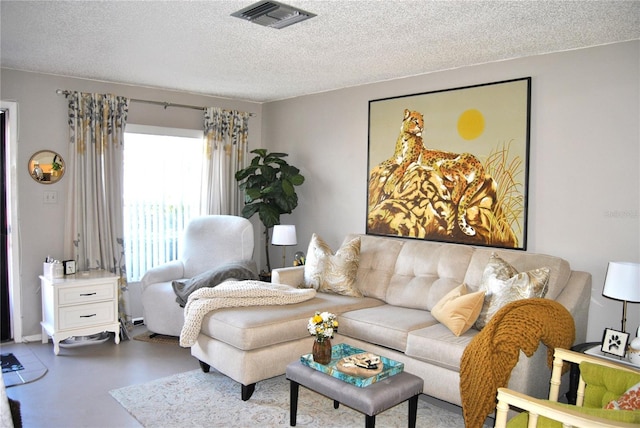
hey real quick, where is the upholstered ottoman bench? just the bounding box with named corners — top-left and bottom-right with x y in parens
top-left (286, 360), bottom-right (423, 428)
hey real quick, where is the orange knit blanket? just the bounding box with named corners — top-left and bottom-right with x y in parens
top-left (460, 298), bottom-right (575, 428)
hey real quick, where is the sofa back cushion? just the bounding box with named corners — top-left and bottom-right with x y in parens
top-left (345, 234), bottom-right (403, 300)
top-left (386, 241), bottom-right (474, 310)
top-left (348, 234), bottom-right (572, 310)
top-left (348, 234), bottom-right (473, 310)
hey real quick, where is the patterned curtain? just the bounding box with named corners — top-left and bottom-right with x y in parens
top-left (63, 92), bottom-right (130, 329)
top-left (201, 107), bottom-right (251, 215)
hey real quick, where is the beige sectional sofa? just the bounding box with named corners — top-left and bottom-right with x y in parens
top-left (190, 233), bottom-right (591, 404)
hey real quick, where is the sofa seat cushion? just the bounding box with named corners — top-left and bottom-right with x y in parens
top-left (405, 323), bottom-right (477, 371)
top-left (338, 305), bottom-right (437, 352)
top-left (199, 293), bottom-right (384, 351)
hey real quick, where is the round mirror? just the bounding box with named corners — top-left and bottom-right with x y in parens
top-left (28, 150), bottom-right (65, 184)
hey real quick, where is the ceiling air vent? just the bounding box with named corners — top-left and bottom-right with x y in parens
top-left (231, 1), bottom-right (316, 29)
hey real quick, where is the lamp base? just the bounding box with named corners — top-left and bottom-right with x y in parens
top-left (281, 247), bottom-right (287, 268)
top-left (621, 300), bottom-right (628, 333)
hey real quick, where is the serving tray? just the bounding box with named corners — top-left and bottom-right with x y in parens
top-left (300, 343), bottom-right (404, 387)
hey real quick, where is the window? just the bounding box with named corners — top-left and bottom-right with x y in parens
top-left (123, 125), bottom-right (204, 282)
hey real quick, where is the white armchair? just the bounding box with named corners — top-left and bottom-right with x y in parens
top-left (141, 215), bottom-right (255, 336)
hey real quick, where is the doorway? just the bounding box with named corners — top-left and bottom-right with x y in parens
top-left (1, 101), bottom-right (22, 342)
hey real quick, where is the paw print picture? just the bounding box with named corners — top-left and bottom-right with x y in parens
top-left (608, 334), bottom-right (622, 351)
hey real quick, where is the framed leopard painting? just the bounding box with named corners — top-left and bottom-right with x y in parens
top-left (367, 77), bottom-right (531, 250)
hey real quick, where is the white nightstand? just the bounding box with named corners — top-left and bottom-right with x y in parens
top-left (40, 270), bottom-right (120, 355)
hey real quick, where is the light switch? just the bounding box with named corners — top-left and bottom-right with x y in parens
top-left (43, 191), bottom-right (57, 204)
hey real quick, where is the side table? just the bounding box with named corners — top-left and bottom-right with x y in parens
top-left (566, 342), bottom-right (599, 404)
top-left (40, 270), bottom-right (120, 355)
top-left (567, 341), bottom-right (639, 404)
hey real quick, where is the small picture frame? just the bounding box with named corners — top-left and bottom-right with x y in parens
top-left (601, 328), bottom-right (629, 357)
top-left (63, 260), bottom-right (76, 275)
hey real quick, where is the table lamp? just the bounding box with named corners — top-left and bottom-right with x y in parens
top-left (602, 261), bottom-right (640, 332)
top-left (271, 225), bottom-right (297, 268)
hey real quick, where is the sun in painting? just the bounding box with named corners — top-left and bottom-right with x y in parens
top-left (457, 109), bottom-right (485, 140)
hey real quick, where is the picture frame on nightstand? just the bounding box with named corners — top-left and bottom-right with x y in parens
top-left (63, 260), bottom-right (76, 275)
top-left (600, 328), bottom-right (629, 357)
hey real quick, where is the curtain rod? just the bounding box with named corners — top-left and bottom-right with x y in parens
top-left (55, 89), bottom-right (254, 116)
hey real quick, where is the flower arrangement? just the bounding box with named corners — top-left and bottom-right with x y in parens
top-left (307, 311), bottom-right (338, 343)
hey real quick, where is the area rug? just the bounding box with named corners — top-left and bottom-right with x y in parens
top-left (0, 345), bottom-right (48, 387)
top-left (1, 353), bottom-right (23, 373)
top-left (132, 330), bottom-right (180, 345)
top-left (110, 369), bottom-right (467, 427)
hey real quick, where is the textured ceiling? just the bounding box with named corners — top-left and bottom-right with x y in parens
top-left (1, 1), bottom-right (639, 103)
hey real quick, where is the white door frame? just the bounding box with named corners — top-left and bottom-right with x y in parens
top-left (2, 100), bottom-right (23, 342)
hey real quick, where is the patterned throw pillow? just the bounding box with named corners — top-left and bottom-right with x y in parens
top-left (303, 233), bottom-right (362, 297)
top-left (431, 283), bottom-right (485, 336)
top-left (605, 381), bottom-right (640, 411)
top-left (474, 253), bottom-right (550, 329)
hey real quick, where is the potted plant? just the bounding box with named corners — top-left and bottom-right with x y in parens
top-left (51, 155), bottom-right (62, 177)
top-left (235, 149), bottom-right (305, 275)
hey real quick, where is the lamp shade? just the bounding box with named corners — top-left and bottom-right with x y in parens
top-left (271, 225), bottom-right (297, 246)
top-left (602, 261), bottom-right (640, 302)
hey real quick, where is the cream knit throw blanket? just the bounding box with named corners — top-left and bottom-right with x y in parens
top-left (179, 280), bottom-right (316, 347)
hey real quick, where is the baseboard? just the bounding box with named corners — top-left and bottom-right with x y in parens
top-left (22, 334), bottom-right (43, 343)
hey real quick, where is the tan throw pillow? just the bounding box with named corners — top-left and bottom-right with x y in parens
top-left (304, 233), bottom-right (362, 297)
top-left (474, 253), bottom-right (550, 330)
top-left (432, 283), bottom-right (485, 336)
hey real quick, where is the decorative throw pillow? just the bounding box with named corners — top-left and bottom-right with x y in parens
top-left (474, 253), bottom-right (550, 329)
top-left (303, 233), bottom-right (362, 297)
top-left (431, 283), bottom-right (485, 336)
top-left (605, 381), bottom-right (640, 411)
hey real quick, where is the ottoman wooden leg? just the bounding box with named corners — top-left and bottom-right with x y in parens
top-left (408, 394), bottom-right (418, 428)
top-left (289, 380), bottom-right (299, 426)
top-left (365, 414), bottom-right (376, 428)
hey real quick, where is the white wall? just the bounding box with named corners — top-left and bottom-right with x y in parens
top-left (0, 69), bottom-right (262, 338)
top-left (262, 41), bottom-right (640, 342)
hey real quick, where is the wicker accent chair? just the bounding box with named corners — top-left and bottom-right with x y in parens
top-left (495, 348), bottom-right (640, 428)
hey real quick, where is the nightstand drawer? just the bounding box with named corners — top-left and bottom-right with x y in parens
top-left (58, 301), bottom-right (116, 329)
top-left (57, 282), bottom-right (115, 305)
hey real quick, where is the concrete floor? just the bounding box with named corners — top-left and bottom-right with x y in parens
top-left (1, 326), bottom-right (197, 428)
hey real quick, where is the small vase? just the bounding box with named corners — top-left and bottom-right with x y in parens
top-left (312, 338), bottom-right (332, 365)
